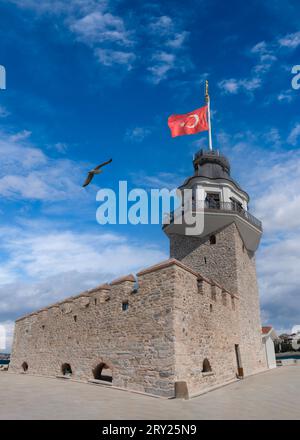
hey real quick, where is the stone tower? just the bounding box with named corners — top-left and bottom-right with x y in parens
top-left (164, 149), bottom-right (266, 377)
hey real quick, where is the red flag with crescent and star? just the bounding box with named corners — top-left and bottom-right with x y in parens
top-left (168, 105), bottom-right (209, 138)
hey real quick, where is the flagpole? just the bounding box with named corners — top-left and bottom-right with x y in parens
top-left (205, 80), bottom-right (213, 151)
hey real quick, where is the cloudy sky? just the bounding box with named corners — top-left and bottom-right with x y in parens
top-left (0, 0), bottom-right (300, 351)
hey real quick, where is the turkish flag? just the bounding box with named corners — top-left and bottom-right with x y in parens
top-left (168, 105), bottom-right (208, 138)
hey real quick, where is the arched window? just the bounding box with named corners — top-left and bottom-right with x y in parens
top-left (92, 362), bottom-right (113, 382)
top-left (202, 358), bottom-right (212, 373)
top-left (22, 361), bottom-right (28, 372)
top-left (210, 235), bottom-right (216, 245)
top-left (61, 363), bottom-right (72, 376)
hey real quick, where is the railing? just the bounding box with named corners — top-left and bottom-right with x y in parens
top-left (165, 200), bottom-right (262, 230)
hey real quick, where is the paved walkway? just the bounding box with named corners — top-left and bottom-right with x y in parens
top-left (1, 366), bottom-right (300, 419)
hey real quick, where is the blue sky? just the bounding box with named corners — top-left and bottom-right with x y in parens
top-left (0, 0), bottom-right (300, 350)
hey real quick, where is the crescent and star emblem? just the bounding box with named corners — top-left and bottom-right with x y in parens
top-left (180, 114), bottom-right (199, 128)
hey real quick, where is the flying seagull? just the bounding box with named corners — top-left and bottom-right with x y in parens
top-left (82, 158), bottom-right (112, 187)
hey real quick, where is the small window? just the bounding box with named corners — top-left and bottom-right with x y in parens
top-left (211, 285), bottom-right (217, 301)
top-left (202, 358), bottom-right (212, 373)
top-left (197, 279), bottom-right (203, 294)
top-left (42, 325), bottom-right (45, 330)
top-left (61, 363), bottom-right (72, 376)
top-left (210, 304), bottom-right (213, 312)
top-left (122, 301), bottom-right (129, 311)
top-left (73, 315), bottom-right (77, 322)
top-left (22, 362), bottom-right (28, 372)
top-left (204, 257), bottom-right (207, 264)
top-left (222, 292), bottom-right (227, 306)
top-left (205, 193), bottom-right (220, 209)
top-left (94, 298), bottom-right (97, 305)
top-left (231, 297), bottom-right (235, 310)
top-left (210, 235), bottom-right (216, 245)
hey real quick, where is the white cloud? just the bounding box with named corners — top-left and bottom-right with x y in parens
top-left (218, 77), bottom-right (261, 95)
top-left (125, 127), bottom-right (151, 143)
top-left (258, 235), bottom-right (300, 330)
top-left (166, 31), bottom-right (189, 49)
top-left (0, 131), bottom-right (47, 171)
top-left (147, 51), bottom-right (176, 84)
top-left (0, 129), bottom-right (87, 202)
top-left (8, 0), bottom-right (107, 16)
top-left (70, 11), bottom-right (133, 46)
top-left (278, 31), bottom-right (300, 49)
top-left (147, 16), bottom-right (189, 49)
top-left (218, 39), bottom-right (278, 96)
top-left (0, 223), bottom-right (167, 351)
top-left (8, 2), bottom-right (193, 81)
top-left (9, 0), bottom-right (136, 70)
top-left (217, 129), bottom-right (300, 331)
top-left (95, 48), bottom-right (136, 69)
top-left (0, 226), bottom-right (165, 281)
top-left (251, 40), bottom-right (277, 74)
top-left (0, 320), bottom-right (14, 353)
top-left (240, 77), bottom-right (262, 91)
top-left (148, 15), bottom-right (174, 35)
top-left (277, 89), bottom-right (294, 103)
top-left (53, 142), bottom-right (68, 154)
top-left (263, 128), bottom-right (281, 147)
top-left (287, 123), bottom-right (300, 146)
top-left (9, 130), bottom-right (32, 142)
top-left (218, 78), bottom-right (239, 94)
top-left (146, 15), bottom-right (192, 84)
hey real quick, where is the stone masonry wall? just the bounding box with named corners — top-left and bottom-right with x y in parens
top-left (173, 265), bottom-right (240, 395)
top-left (169, 223), bottom-right (239, 294)
top-left (10, 266), bottom-right (178, 397)
top-left (234, 228), bottom-right (267, 375)
top-left (9, 258), bottom-right (246, 398)
top-left (169, 222), bottom-right (267, 378)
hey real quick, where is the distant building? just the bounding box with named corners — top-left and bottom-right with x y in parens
top-left (262, 326), bottom-right (277, 369)
top-left (276, 326), bottom-right (300, 353)
top-left (291, 326), bottom-right (300, 351)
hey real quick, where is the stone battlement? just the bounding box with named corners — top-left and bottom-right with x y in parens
top-left (15, 258), bottom-right (237, 324)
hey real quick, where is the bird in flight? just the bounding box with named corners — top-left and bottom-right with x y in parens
top-left (82, 158), bottom-right (112, 187)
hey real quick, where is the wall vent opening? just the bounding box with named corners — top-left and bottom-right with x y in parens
top-left (210, 235), bottom-right (216, 245)
top-left (122, 301), bottom-right (129, 311)
top-left (22, 362), bottom-right (28, 372)
top-left (92, 362), bottom-right (112, 382)
top-left (61, 363), bottom-right (72, 376)
top-left (202, 358), bottom-right (212, 373)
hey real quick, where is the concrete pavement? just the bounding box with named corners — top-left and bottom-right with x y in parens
top-left (0, 366), bottom-right (300, 419)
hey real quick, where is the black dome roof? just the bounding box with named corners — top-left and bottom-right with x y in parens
top-left (179, 149), bottom-right (249, 200)
top-left (193, 149), bottom-right (231, 179)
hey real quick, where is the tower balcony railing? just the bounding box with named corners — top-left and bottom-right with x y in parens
top-left (164, 200), bottom-right (262, 231)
